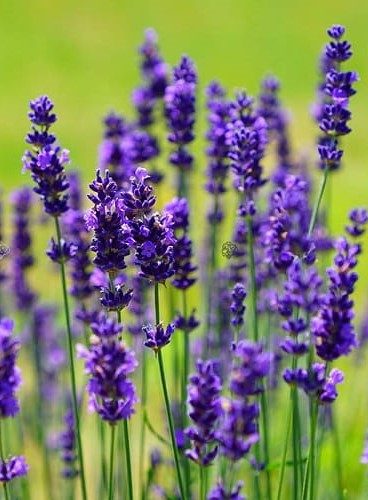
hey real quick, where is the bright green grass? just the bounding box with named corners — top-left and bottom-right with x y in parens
top-left (1, 1), bottom-right (368, 498)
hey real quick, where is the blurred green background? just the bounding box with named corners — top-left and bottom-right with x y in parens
top-left (1, 0), bottom-right (368, 497)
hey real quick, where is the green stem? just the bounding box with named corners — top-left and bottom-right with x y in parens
top-left (113, 303), bottom-right (133, 500)
top-left (108, 425), bottom-right (116, 500)
top-left (155, 284), bottom-right (186, 499)
top-left (276, 403), bottom-right (293, 500)
top-left (139, 348), bottom-right (148, 500)
top-left (0, 420), bottom-right (9, 500)
top-left (99, 419), bottom-right (107, 497)
top-left (260, 390), bottom-right (273, 500)
top-left (54, 217), bottom-right (87, 500)
top-left (331, 410), bottom-right (344, 498)
top-left (307, 167), bottom-right (329, 238)
top-left (246, 216), bottom-right (259, 342)
top-left (123, 420), bottom-right (133, 500)
top-left (200, 466), bottom-right (206, 500)
top-left (182, 290), bottom-right (191, 498)
top-left (302, 399), bottom-right (318, 500)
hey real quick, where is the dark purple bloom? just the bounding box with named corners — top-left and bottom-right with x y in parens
top-left (316, 25), bottom-right (357, 170)
top-left (311, 236), bottom-right (361, 361)
top-left (58, 407), bottom-right (78, 479)
top-left (165, 56), bottom-right (197, 179)
top-left (67, 171), bottom-right (83, 211)
top-left (78, 313), bottom-right (138, 423)
top-left (185, 359), bottom-right (222, 466)
top-left (122, 129), bottom-right (159, 165)
top-left (24, 96), bottom-right (71, 216)
top-left (119, 167), bottom-right (156, 220)
top-left (86, 170), bottom-right (132, 273)
top-left (164, 198), bottom-right (196, 290)
top-left (227, 92), bottom-right (268, 196)
top-left (205, 81), bottom-right (231, 223)
top-left (216, 397), bottom-right (259, 462)
top-left (346, 208), bottom-right (368, 237)
top-left (0, 456), bottom-right (28, 483)
top-left (230, 341), bottom-right (272, 397)
top-left (207, 480), bottom-right (245, 500)
top-left (284, 363), bottom-right (344, 404)
top-left (100, 284), bottom-right (133, 312)
top-left (98, 112), bottom-right (133, 187)
top-left (138, 28), bottom-right (168, 99)
top-left (0, 318), bottom-right (22, 418)
top-left (175, 310), bottom-right (200, 334)
top-left (10, 187), bottom-right (36, 311)
top-left (131, 211), bottom-right (176, 283)
top-left (143, 322), bottom-right (175, 352)
top-left (47, 237), bottom-right (77, 263)
top-left (230, 283), bottom-right (247, 327)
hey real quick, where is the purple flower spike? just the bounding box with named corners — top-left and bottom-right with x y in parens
top-left (346, 208), bottom-right (368, 237)
top-left (143, 322), bottom-right (175, 352)
top-left (47, 238), bottom-right (77, 263)
top-left (58, 407), bottom-right (78, 479)
top-left (78, 313), bottom-right (138, 424)
top-left (230, 283), bottom-right (247, 327)
top-left (208, 480), bottom-right (245, 500)
top-left (0, 318), bottom-right (22, 418)
top-left (0, 456), bottom-right (28, 483)
top-left (185, 359), bottom-right (222, 466)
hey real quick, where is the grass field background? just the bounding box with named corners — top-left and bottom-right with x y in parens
top-left (1, 1), bottom-right (368, 497)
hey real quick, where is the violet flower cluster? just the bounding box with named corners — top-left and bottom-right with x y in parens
top-left (78, 313), bottom-right (138, 423)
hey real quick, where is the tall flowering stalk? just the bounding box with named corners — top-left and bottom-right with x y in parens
top-left (23, 96), bottom-right (87, 500)
top-left (310, 25), bottom-right (357, 236)
top-left (165, 55), bottom-right (197, 198)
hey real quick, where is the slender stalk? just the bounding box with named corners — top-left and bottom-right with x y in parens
top-left (123, 420), bottom-right (133, 500)
top-left (99, 419), bottom-right (108, 496)
top-left (54, 217), bottom-right (87, 500)
top-left (155, 283), bottom-right (186, 499)
top-left (108, 425), bottom-right (116, 500)
top-left (307, 167), bottom-right (329, 238)
top-left (112, 296), bottom-right (133, 500)
top-left (276, 403), bottom-right (293, 500)
top-left (200, 466), bottom-right (206, 500)
top-left (302, 399), bottom-right (319, 500)
top-left (181, 290), bottom-right (191, 498)
top-left (246, 216), bottom-right (259, 342)
top-left (0, 420), bottom-right (9, 500)
top-left (139, 347), bottom-right (148, 500)
top-left (331, 410), bottom-right (344, 498)
top-left (247, 215), bottom-right (272, 498)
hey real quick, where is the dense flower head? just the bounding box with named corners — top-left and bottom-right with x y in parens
top-left (186, 359), bottom-right (222, 466)
top-left (132, 86), bottom-right (155, 128)
top-left (164, 197), bottom-right (196, 290)
top-left (205, 81), bottom-right (231, 222)
top-left (130, 211), bottom-right (176, 283)
top-left (122, 129), bottom-right (159, 165)
top-left (63, 209), bottom-right (94, 300)
top-left (10, 187), bottom-right (36, 310)
top-left (0, 456), bottom-right (29, 483)
top-left (227, 92), bottom-right (268, 195)
top-left (0, 318), bottom-right (22, 418)
top-left (58, 407), bottom-right (78, 479)
top-left (28, 95), bottom-right (56, 127)
top-left (217, 397), bottom-right (259, 462)
top-left (207, 481), bottom-right (245, 500)
top-left (316, 25), bottom-right (357, 170)
top-left (165, 56), bottom-right (197, 173)
top-left (346, 208), bottom-right (368, 237)
top-left (67, 170), bottom-right (83, 211)
top-left (230, 283), bottom-right (247, 327)
top-left (143, 322), bottom-right (175, 352)
top-left (119, 168), bottom-right (156, 220)
top-left (99, 112), bottom-right (133, 187)
top-left (139, 28), bottom-right (168, 98)
top-left (47, 237), bottom-right (77, 263)
top-left (284, 363), bottom-right (344, 404)
top-left (78, 313), bottom-right (138, 423)
top-left (312, 235), bottom-right (361, 361)
top-left (100, 284), bottom-right (133, 311)
top-left (230, 341), bottom-right (272, 397)
top-left (175, 309), bottom-right (200, 333)
top-left (87, 169), bottom-right (132, 273)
